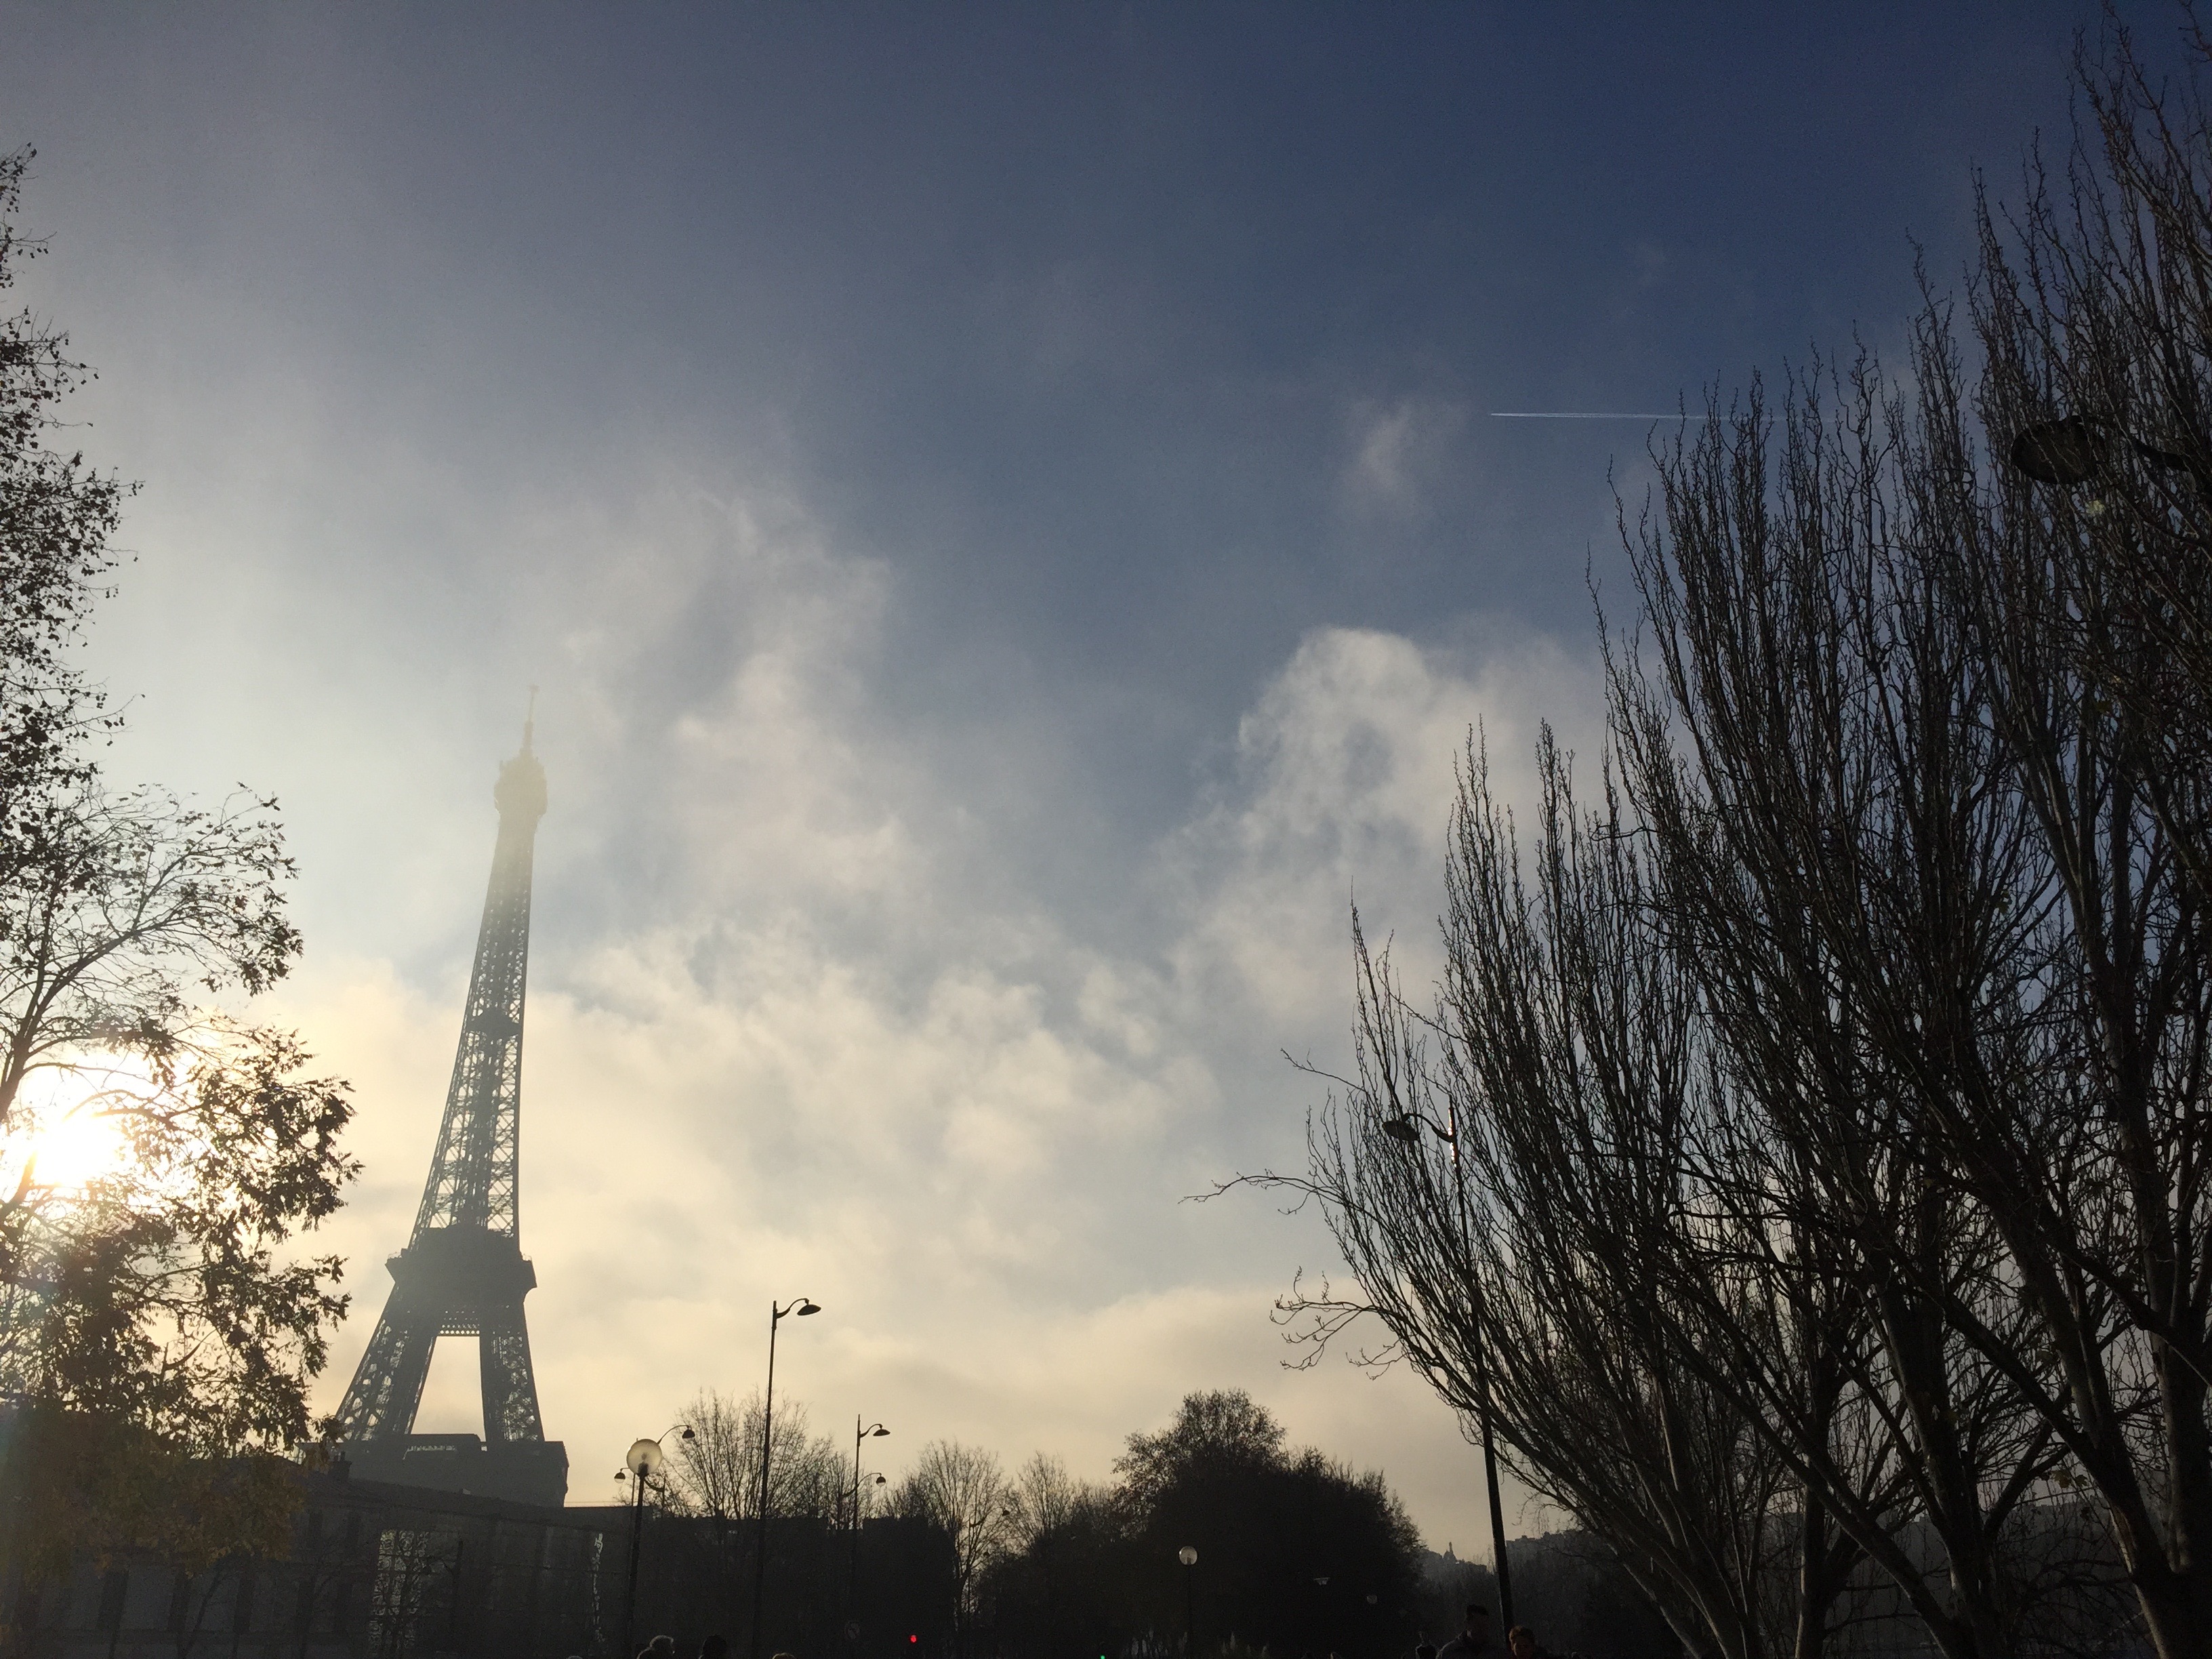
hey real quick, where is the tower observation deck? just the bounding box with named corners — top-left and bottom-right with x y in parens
top-left (334, 710), bottom-right (567, 1507)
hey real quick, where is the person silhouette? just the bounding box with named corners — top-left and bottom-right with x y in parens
top-left (1437, 1604), bottom-right (1492, 1659)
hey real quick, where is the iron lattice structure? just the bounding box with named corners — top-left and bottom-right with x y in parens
top-left (335, 715), bottom-right (567, 1506)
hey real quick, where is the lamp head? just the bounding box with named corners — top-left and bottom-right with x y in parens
top-left (798, 1300), bottom-right (821, 1316)
top-left (1380, 1117), bottom-right (1421, 1145)
top-left (870, 1426), bottom-right (889, 1437)
top-left (2010, 417), bottom-right (2106, 487)
top-left (1179, 1546), bottom-right (1198, 1567)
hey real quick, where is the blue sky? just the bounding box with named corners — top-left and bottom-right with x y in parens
top-left (0, 1), bottom-right (2153, 1554)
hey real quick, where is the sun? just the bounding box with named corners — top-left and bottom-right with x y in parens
top-left (26, 1105), bottom-right (130, 1190)
top-left (5, 1061), bottom-right (147, 1194)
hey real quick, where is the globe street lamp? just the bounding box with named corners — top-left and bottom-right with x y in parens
top-left (619, 1425), bottom-right (695, 1659)
top-left (1379, 1108), bottom-right (1515, 1628)
top-left (752, 1296), bottom-right (821, 1659)
top-left (1177, 1546), bottom-right (1197, 1654)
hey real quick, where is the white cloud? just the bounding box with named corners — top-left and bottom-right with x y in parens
top-left (1162, 623), bottom-right (1603, 1036)
top-left (1340, 397), bottom-right (1469, 520)
top-left (259, 476), bottom-right (1602, 1551)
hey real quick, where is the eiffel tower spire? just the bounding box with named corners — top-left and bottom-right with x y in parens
top-left (335, 701), bottom-right (567, 1507)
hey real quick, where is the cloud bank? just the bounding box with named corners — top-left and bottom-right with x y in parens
top-left (246, 468), bottom-right (1603, 1549)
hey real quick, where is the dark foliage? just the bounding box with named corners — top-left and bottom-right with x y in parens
top-left (978, 1391), bottom-right (1425, 1659)
top-left (1418, 1537), bottom-right (1676, 1659)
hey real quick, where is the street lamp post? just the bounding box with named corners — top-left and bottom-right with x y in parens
top-left (1383, 1109), bottom-right (1515, 1629)
top-left (1177, 1547), bottom-right (1197, 1654)
top-left (618, 1425), bottom-right (696, 1659)
top-left (850, 1419), bottom-right (889, 1605)
top-left (751, 1296), bottom-right (821, 1659)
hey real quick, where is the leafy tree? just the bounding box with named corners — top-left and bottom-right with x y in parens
top-left (0, 149), bottom-right (121, 830)
top-left (1113, 1389), bottom-right (1287, 1511)
top-left (979, 1393), bottom-right (1424, 1659)
top-left (1116, 1393), bottom-right (1420, 1659)
top-left (0, 145), bottom-right (359, 1580)
top-left (0, 1406), bottom-right (295, 1588)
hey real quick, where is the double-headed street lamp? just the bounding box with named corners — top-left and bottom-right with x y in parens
top-left (618, 1424), bottom-right (696, 1659)
top-left (1381, 1108), bottom-right (1515, 1629)
top-left (752, 1296), bottom-right (821, 1659)
top-left (853, 1419), bottom-right (890, 1530)
top-left (850, 1420), bottom-right (889, 1606)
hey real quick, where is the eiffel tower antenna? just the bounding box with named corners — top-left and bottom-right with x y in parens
top-left (334, 705), bottom-right (567, 1506)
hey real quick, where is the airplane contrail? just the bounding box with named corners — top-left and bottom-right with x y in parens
top-left (1490, 411), bottom-right (1721, 420)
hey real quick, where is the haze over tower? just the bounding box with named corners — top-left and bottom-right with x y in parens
top-left (334, 702), bottom-right (567, 1507)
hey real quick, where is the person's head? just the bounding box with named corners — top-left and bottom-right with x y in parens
top-left (700, 1639), bottom-right (730, 1659)
top-left (649, 1639), bottom-right (676, 1657)
top-left (1417, 1644), bottom-right (1437, 1659)
top-left (1462, 1605), bottom-right (1490, 1641)
top-left (1507, 1629), bottom-right (1536, 1659)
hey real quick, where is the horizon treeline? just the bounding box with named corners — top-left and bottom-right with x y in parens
top-left (653, 1387), bottom-right (1437, 1659)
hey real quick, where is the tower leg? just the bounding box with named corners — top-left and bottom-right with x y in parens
top-left (480, 1307), bottom-right (548, 1444)
top-left (337, 1308), bottom-right (439, 1445)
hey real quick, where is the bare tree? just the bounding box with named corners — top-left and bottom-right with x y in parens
top-left (1914, 22), bottom-right (2212, 1654)
top-left (888, 1439), bottom-right (1010, 1648)
top-left (1002, 1453), bottom-right (1090, 1553)
top-left (1231, 20), bottom-right (2212, 1659)
top-left (664, 1389), bottom-right (846, 1526)
top-left (1244, 763), bottom-right (1891, 1659)
top-left (1607, 21), bottom-right (2212, 1652)
top-left (1613, 354), bottom-right (2095, 1659)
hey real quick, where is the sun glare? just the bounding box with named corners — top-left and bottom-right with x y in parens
top-left (28, 1106), bottom-right (131, 1190)
top-left (6, 1061), bottom-right (150, 1194)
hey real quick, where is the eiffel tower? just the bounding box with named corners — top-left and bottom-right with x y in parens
top-left (334, 707), bottom-right (567, 1507)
